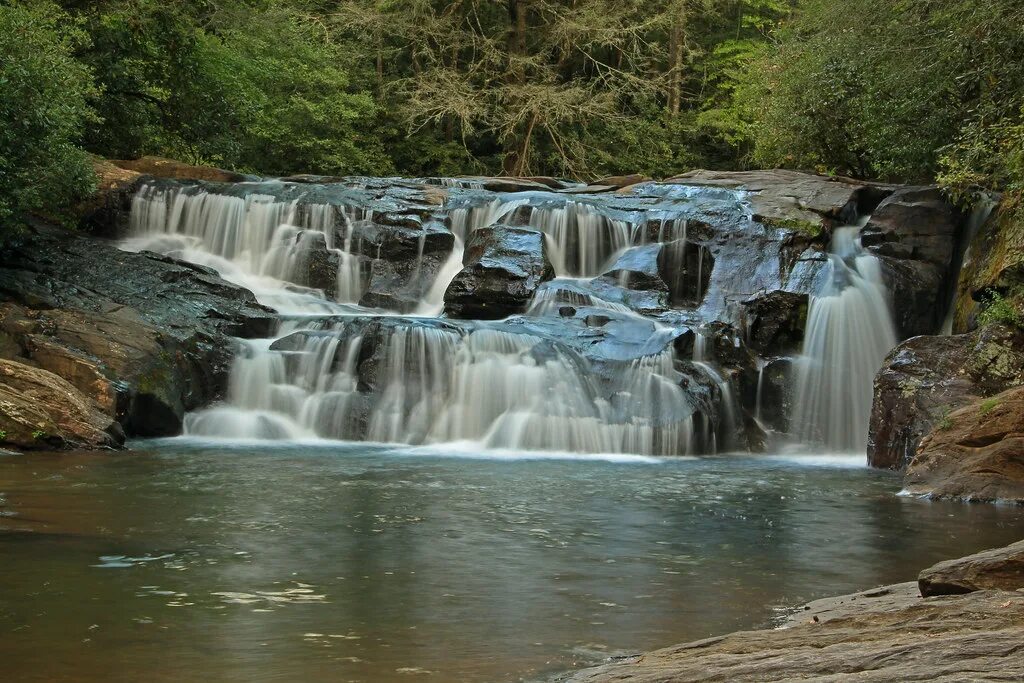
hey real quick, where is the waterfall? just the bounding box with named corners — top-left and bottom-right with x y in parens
top-left (118, 179), bottom-right (769, 458)
top-left (691, 332), bottom-right (738, 452)
top-left (123, 184), bottom-right (366, 313)
top-left (526, 202), bottom-right (636, 276)
top-left (940, 195), bottom-right (998, 334)
top-left (183, 321), bottom-right (706, 456)
top-left (791, 225), bottom-right (897, 452)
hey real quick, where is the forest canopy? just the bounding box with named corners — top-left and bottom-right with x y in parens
top-left (1, 0), bottom-right (1022, 229)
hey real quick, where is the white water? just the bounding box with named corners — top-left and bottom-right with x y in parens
top-left (184, 322), bottom-right (705, 456)
top-left (791, 225), bottom-right (897, 452)
top-left (123, 185), bottom-right (367, 313)
top-left (118, 179), bottom-right (916, 459)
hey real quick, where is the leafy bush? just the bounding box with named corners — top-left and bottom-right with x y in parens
top-left (978, 290), bottom-right (1024, 329)
top-left (0, 1), bottom-right (97, 234)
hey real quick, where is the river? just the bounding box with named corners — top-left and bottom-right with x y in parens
top-left (2, 444), bottom-right (1022, 682)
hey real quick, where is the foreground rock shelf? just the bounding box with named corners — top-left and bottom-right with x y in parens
top-left (568, 541), bottom-right (1024, 682)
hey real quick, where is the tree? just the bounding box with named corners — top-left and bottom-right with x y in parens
top-left (0, 1), bottom-right (97, 234)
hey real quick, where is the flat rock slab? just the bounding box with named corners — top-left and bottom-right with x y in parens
top-left (569, 588), bottom-right (1024, 682)
top-left (920, 539), bottom-right (1024, 596)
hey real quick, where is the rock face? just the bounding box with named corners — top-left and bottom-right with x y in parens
top-left (952, 199), bottom-right (1023, 332)
top-left (0, 359), bottom-right (122, 450)
top-left (0, 220), bottom-right (274, 446)
top-left (570, 588), bottom-right (1024, 683)
top-left (919, 539), bottom-right (1024, 596)
top-left (739, 290), bottom-right (808, 355)
top-left (861, 187), bottom-right (963, 338)
top-left (357, 218), bottom-right (456, 311)
top-left (902, 386), bottom-right (1024, 502)
top-left (669, 168), bottom-right (885, 232)
top-left (571, 540), bottom-right (1024, 683)
top-left (867, 323), bottom-right (1024, 470)
top-left (445, 226), bottom-right (554, 319)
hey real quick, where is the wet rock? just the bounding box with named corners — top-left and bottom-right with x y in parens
top-left (602, 244), bottom-right (667, 292)
top-left (658, 240), bottom-right (714, 307)
top-left (919, 539), bottom-right (1024, 596)
top-left (357, 219), bottom-right (456, 312)
top-left (78, 159), bottom-right (145, 237)
top-left (669, 169), bottom-right (887, 233)
top-left (445, 226), bottom-right (554, 320)
top-left (757, 357), bottom-right (795, 433)
top-left (903, 386), bottom-right (1024, 503)
top-left (0, 358), bottom-right (122, 450)
top-left (867, 324), bottom-right (1024, 470)
top-left (952, 200), bottom-right (1023, 332)
top-left (0, 220), bottom-right (275, 444)
top-left (740, 290), bottom-right (808, 355)
top-left (862, 187), bottom-right (964, 337)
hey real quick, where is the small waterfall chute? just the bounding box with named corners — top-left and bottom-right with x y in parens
top-left (791, 225), bottom-right (897, 452)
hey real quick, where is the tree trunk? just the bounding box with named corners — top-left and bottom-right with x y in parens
top-left (503, 0), bottom-right (529, 175)
top-left (667, 3), bottom-right (686, 115)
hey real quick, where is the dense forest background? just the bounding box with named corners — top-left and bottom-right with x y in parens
top-left (2, 0), bottom-right (1023, 228)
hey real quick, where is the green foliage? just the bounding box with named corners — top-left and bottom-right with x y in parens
top-left (0, 430), bottom-right (7, 441)
top-left (978, 290), bottom-right (1024, 329)
top-left (67, 0), bottom-right (390, 176)
top-left (735, 0), bottom-right (1024, 186)
top-left (979, 398), bottom-right (1001, 416)
top-left (31, 429), bottom-right (46, 440)
top-left (0, 1), bottom-right (97, 234)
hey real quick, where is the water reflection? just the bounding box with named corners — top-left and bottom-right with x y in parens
top-left (1, 445), bottom-right (1023, 682)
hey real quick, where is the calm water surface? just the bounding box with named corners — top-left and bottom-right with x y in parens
top-left (2, 442), bottom-right (1023, 682)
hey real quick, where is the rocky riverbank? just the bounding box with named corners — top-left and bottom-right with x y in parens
top-left (567, 539), bottom-right (1024, 682)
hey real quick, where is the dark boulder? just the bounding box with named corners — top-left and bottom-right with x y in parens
top-left (862, 186), bottom-right (964, 337)
top-left (356, 218), bottom-right (456, 312)
top-left (658, 240), bottom-right (714, 307)
top-left (740, 290), bottom-right (808, 355)
top-left (756, 357), bottom-right (795, 434)
top-left (867, 324), bottom-right (1024, 470)
top-left (445, 226), bottom-right (554, 320)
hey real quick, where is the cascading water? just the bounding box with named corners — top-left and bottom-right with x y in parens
top-left (124, 184), bottom-right (367, 313)
top-left (184, 320), bottom-right (706, 456)
top-left (791, 224), bottom-right (898, 452)
top-left (121, 175), bottom-right (913, 459)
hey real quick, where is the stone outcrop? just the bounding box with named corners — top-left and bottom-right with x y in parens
top-left (868, 323), bottom-right (1024, 470)
top-left (0, 220), bottom-right (274, 447)
top-left (739, 290), bottom-right (808, 355)
top-left (570, 540), bottom-right (1024, 683)
top-left (0, 358), bottom-right (121, 450)
top-left (668, 169), bottom-right (888, 233)
top-left (952, 198), bottom-right (1023, 332)
top-left (861, 186), bottom-right (963, 338)
top-left (357, 218), bottom-right (456, 312)
top-left (902, 386), bottom-right (1024, 502)
top-left (919, 539), bottom-right (1024, 596)
top-left (445, 226), bottom-right (554, 319)
top-left (111, 156), bottom-right (250, 183)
